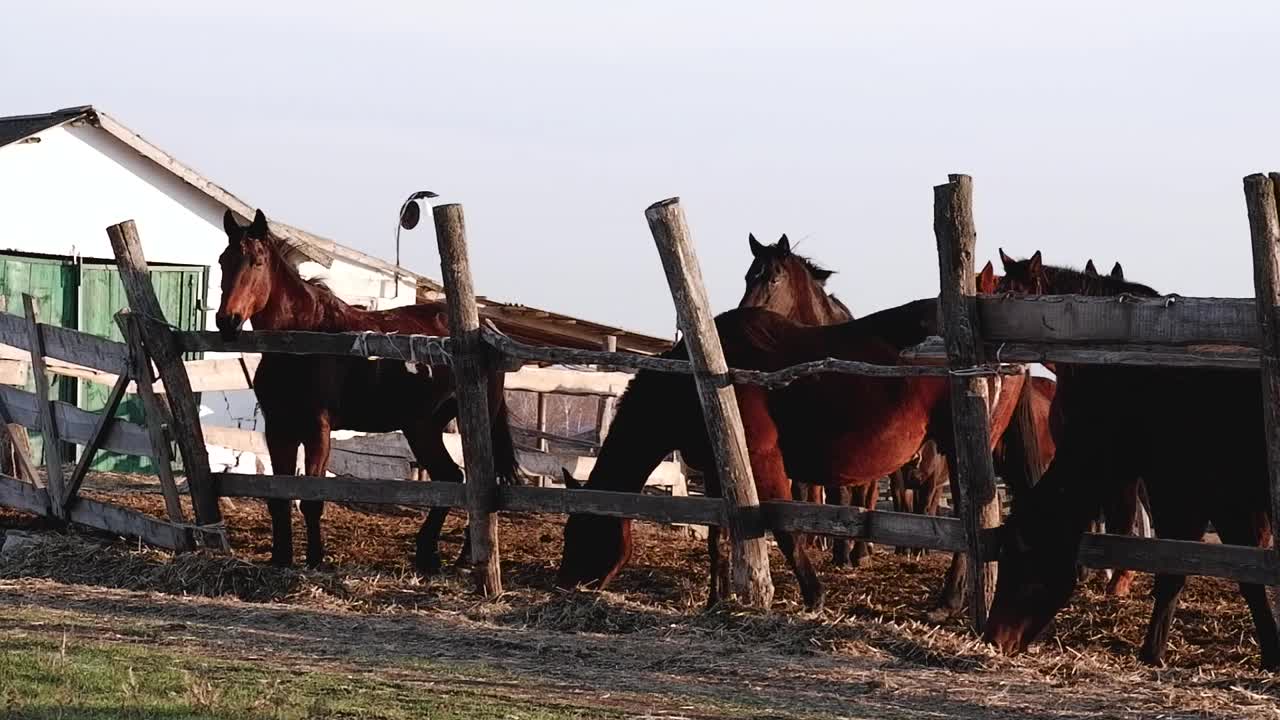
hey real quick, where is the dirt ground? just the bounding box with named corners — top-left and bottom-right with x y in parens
top-left (2, 475), bottom-right (1279, 719)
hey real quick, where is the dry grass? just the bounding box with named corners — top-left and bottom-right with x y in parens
top-left (2, 476), bottom-right (1280, 718)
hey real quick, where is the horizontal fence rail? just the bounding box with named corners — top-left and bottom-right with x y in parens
top-left (208, 472), bottom-right (1280, 586)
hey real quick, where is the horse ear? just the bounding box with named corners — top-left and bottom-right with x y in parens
top-left (777, 234), bottom-right (791, 254)
top-left (1084, 259), bottom-right (1098, 277)
top-left (1110, 262), bottom-right (1124, 280)
top-left (748, 233), bottom-right (764, 257)
top-left (249, 209), bottom-right (269, 238)
top-left (977, 261), bottom-right (996, 293)
top-left (561, 469), bottom-right (582, 490)
top-left (1028, 250), bottom-right (1043, 275)
top-left (223, 209), bottom-right (239, 239)
top-left (998, 248), bottom-right (1015, 270)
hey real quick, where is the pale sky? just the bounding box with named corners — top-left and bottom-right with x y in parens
top-left (6, 1), bottom-right (1280, 338)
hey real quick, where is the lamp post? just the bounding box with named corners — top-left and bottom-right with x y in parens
top-left (394, 190), bottom-right (438, 299)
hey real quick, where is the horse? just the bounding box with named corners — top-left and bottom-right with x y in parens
top-left (215, 209), bottom-right (518, 573)
top-left (738, 232), bottom-right (879, 566)
top-left (983, 252), bottom-right (1279, 670)
top-left (557, 299), bottom-right (1021, 611)
top-left (993, 249), bottom-right (1155, 597)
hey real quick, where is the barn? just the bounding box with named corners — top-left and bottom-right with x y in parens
top-left (0, 105), bottom-right (670, 474)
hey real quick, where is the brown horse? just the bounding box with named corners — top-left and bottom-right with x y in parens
top-left (557, 299), bottom-right (1019, 611)
top-left (738, 233), bottom-right (879, 566)
top-left (983, 253), bottom-right (1278, 669)
top-left (215, 209), bottom-right (517, 572)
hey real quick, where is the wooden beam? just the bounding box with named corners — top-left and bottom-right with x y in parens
top-left (178, 329), bottom-right (451, 365)
top-left (215, 473), bottom-right (467, 507)
top-left (0, 398), bottom-right (39, 484)
top-left (0, 311), bottom-right (129, 375)
top-left (107, 221), bottom-right (223, 550)
top-left (978, 295), bottom-right (1259, 348)
top-left (1246, 172), bottom-right (1280, 588)
top-left (902, 336), bottom-right (1260, 370)
top-left (434, 203), bottom-right (503, 597)
top-left (0, 386), bottom-right (153, 457)
top-left (934, 174), bottom-right (1001, 632)
top-left (119, 313), bottom-right (189, 538)
top-left (23, 295), bottom-right (66, 520)
top-left (62, 372), bottom-right (130, 510)
top-left (506, 365), bottom-right (633, 397)
top-left (646, 197), bottom-right (774, 609)
top-left (499, 485), bottom-right (723, 524)
top-left (0, 473), bottom-right (190, 550)
top-left (1076, 533), bottom-right (1280, 586)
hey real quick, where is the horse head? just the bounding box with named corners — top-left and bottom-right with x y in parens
top-left (556, 470), bottom-right (634, 591)
top-left (740, 233), bottom-right (845, 324)
top-left (995, 249), bottom-right (1047, 294)
top-left (216, 209), bottom-right (277, 340)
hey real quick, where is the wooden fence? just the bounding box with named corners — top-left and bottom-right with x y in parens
top-left (2, 173), bottom-right (1280, 632)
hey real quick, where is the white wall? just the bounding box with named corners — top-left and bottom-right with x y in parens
top-left (0, 121), bottom-right (421, 436)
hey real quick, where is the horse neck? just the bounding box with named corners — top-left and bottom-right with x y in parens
top-left (251, 247), bottom-right (363, 332)
top-left (788, 268), bottom-right (852, 326)
top-left (586, 374), bottom-right (686, 493)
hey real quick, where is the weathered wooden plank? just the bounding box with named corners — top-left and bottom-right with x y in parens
top-left (500, 485), bottom-right (723, 524)
top-left (647, 197), bottom-right (773, 609)
top-left (62, 372), bottom-right (131, 508)
top-left (24, 295), bottom-right (66, 520)
top-left (0, 384), bottom-right (153, 456)
top-left (1076, 533), bottom-right (1280, 586)
top-left (0, 312), bottom-right (128, 375)
top-left (119, 313), bottom-right (189, 536)
top-left (978, 295), bottom-right (1259, 348)
top-left (0, 473), bottom-right (190, 549)
top-left (178, 330), bottom-right (452, 365)
top-left (434, 203), bottom-right (503, 597)
top-left (935, 174), bottom-right (1001, 631)
top-left (596, 336), bottom-right (619, 441)
top-left (108, 221), bottom-right (224, 550)
top-left (1247, 172), bottom-right (1280, 582)
top-left (902, 337), bottom-right (1261, 370)
top-left (214, 473), bottom-right (467, 506)
top-left (0, 400), bottom-right (39, 484)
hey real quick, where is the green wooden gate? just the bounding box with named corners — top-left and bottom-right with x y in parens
top-left (0, 253), bottom-right (207, 474)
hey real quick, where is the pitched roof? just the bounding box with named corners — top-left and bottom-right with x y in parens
top-left (0, 105), bottom-right (670, 355)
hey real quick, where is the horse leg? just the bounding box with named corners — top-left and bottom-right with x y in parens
top-left (265, 431), bottom-right (301, 567)
top-left (1214, 510), bottom-right (1280, 670)
top-left (1102, 478), bottom-right (1142, 597)
top-left (826, 485), bottom-right (854, 567)
top-left (1139, 499), bottom-right (1205, 667)
top-left (405, 420), bottom-right (465, 575)
top-left (775, 529), bottom-right (824, 612)
top-left (300, 416), bottom-right (332, 569)
top-left (849, 482), bottom-right (878, 567)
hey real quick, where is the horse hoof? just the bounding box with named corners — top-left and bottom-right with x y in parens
top-left (1138, 647), bottom-right (1166, 667)
top-left (305, 555), bottom-right (325, 570)
top-left (454, 551), bottom-right (474, 569)
top-left (270, 555), bottom-right (293, 568)
top-left (416, 553), bottom-right (443, 576)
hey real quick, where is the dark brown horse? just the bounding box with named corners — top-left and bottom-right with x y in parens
top-left (557, 299), bottom-right (1019, 611)
top-left (738, 233), bottom-right (879, 566)
top-left (215, 209), bottom-right (517, 573)
top-left (983, 253), bottom-right (1278, 669)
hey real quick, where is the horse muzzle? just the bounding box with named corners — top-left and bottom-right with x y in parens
top-left (215, 312), bottom-right (244, 340)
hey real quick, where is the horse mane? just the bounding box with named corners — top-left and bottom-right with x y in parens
top-left (262, 234), bottom-right (363, 315)
top-left (793, 253), bottom-right (835, 284)
top-left (1007, 257), bottom-right (1160, 297)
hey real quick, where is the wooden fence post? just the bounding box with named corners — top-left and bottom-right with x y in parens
top-left (596, 335), bottom-right (618, 443)
top-left (934, 174), bottom-right (1001, 632)
top-left (433, 203), bottom-right (503, 597)
top-left (1246, 174), bottom-right (1280, 589)
top-left (107, 220), bottom-right (225, 550)
top-left (23, 294), bottom-right (66, 519)
top-left (645, 197), bottom-right (774, 609)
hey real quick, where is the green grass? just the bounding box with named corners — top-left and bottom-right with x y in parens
top-left (0, 634), bottom-right (610, 720)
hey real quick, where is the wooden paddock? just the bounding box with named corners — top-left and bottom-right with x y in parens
top-left (0, 174), bottom-right (1278, 634)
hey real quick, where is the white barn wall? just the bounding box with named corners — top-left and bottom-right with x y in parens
top-left (0, 120), bottom-right (418, 454)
